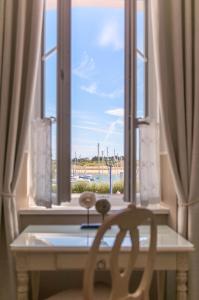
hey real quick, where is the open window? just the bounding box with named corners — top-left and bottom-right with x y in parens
top-left (29, 0), bottom-right (160, 207)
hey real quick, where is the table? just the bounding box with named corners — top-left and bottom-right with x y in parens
top-left (10, 225), bottom-right (194, 300)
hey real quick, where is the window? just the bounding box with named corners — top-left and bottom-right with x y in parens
top-left (42, 0), bottom-right (58, 196)
top-left (31, 0), bottom-right (159, 206)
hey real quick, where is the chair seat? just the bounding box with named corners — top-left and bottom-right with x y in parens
top-left (45, 283), bottom-right (110, 300)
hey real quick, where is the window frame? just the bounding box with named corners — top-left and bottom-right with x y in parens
top-left (57, 0), bottom-right (71, 203)
top-left (41, 0), bottom-right (150, 205)
top-left (124, 0), bottom-right (137, 204)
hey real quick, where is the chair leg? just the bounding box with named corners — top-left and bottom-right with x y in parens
top-left (157, 271), bottom-right (166, 300)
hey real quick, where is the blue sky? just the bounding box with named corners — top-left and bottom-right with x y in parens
top-left (44, 6), bottom-right (144, 159)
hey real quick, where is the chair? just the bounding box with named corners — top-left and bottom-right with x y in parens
top-left (46, 204), bottom-right (157, 300)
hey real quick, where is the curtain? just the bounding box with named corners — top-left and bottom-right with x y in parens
top-left (0, 0), bottom-right (44, 299)
top-left (29, 118), bottom-right (52, 208)
top-left (151, 1), bottom-right (199, 299)
top-left (139, 122), bottom-right (160, 205)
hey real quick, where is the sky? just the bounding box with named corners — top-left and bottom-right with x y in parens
top-left (44, 4), bottom-right (145, 159)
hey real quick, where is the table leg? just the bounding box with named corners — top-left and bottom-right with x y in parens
top-left (176, 271), bottom-right (188, 300)
top-left (31, 271), bottom-right (40, 300)
top-left (17, 271), bottom-right (29, 300)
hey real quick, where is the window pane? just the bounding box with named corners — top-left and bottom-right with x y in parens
top-left (136, 128), bottom-right (140, 195)
top-left (136, 55), bottom-right (145, 118)
top-left (136, 0), bottom-right (146, 202)
top-left (43, 52), bottom-right (57, 202)
top-left (136, 0), bottom-right (145, 53)
top-left (44, 0), bottom-right (57, 53)
top-left (136, 0), bottom-right (146, 118)
top-left (51, 122), bottom-right (57, 201)
top-left (44, 52), bottom-right (57, 117)
top-left (71, 1), bottom-right (125, 199)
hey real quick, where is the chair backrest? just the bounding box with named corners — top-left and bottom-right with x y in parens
top-left (83, 204), bottom-right (157, 300)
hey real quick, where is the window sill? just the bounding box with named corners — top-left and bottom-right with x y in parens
top-left (19, 202), bottom-right (169, 216)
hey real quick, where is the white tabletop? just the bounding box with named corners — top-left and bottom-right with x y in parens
top-left (10, 225), bottom-right (194, 253)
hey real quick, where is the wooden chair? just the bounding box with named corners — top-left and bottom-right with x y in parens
top-left (46, 204), bottom-right (157, 300)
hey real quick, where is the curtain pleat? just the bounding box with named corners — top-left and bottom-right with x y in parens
top-left (0, 1), bottom-right (44, 299)
top-left (151, 0), bottom-right (199, 299)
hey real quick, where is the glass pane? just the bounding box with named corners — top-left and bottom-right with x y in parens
top-left (136, 0), bottom-right (146, 118)
top-left (71, 1), bottom-right (125, 200)
top-left (44, 52), bottom-right (57, 117)
top-left (136, 0), bottom-right (146, 202)
top-left (43, 50), bottom-right (57, 202)
top-left (136, 128), bottom-right (140, 196)
top-left (136, 0), bottom-right (145, 53)
top-left (136, 55), bottom-right (145, 118)
top-left (44, 0), bottom-right (57, 53)
top-left (51, 122), bottom-right (57, 201)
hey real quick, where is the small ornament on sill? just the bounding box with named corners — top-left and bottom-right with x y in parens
top-left (95, 198), bottom-right (111, 222)
top-left (79, 192), bottom-right (97, 229)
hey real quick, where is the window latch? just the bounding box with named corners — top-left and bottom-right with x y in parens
top-left (136, 118), bottom-right (150, 127)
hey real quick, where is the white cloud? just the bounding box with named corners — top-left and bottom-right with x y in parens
top-left (81, 83), bottom-right (97, 94)
top-left (73, 124), bottom-right (120, 135)
top-left (81, 82), bottom-right (123, 99)
top-left (98, 20), bottom-right (123, 51)
top-left (105, 108), bottom-right (124, 117)
top-left (73, 52), bottom-right (95, 79)
top-left (73, 125), bottom-right (107, 134)
top-left (103, 119), bottom-right (123, 143)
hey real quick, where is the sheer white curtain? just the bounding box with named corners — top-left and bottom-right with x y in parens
top-left (139, 122), bottom-right (160, 205)
top-left (0, 0), bottom-right (44, 299)
top-left (29, 118), bottom-right (52, 207)
top-left (151, 0), bottom-right (199, 299)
